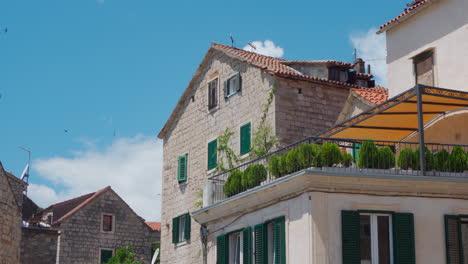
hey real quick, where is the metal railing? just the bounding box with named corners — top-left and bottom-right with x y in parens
top-left (207, 136), bottom-right (468, 205)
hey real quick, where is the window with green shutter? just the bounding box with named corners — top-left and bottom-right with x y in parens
top-left (100, 249), bottom-right (113, 264)
top-left (445, 215), bottom-right (468, 264)
top-left (341, 210), bottom-right (415, 264)
top-left (178, 154), bottom-right (188, 183)
top-left (254, 223), bottom-right (267, 264)
top-left (172, 213), bottom-right (191, 244)
top-left (273, 217), bottom-right (286, 264)
top-left (240, 123), bottom-right (251, 155)
top-left (208, 140), bottom-right (217, 170)
top-left (217, 234), bottom-right (228, 264)
top-left (243, 227), bottom-right (252, 264)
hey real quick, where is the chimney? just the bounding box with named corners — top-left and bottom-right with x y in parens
top-left (367, 64), bottom-right (371, 75)
top-left (354, 58), bottom-right (365, 74)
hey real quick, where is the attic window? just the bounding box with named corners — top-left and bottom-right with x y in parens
top-left (224, 73), bottom-right (241, 98)
top-left (414, 50), bottom-right (434, 86)
top-left (102, 214), bottom-right (114, 232)
top-left (208, 78), bottom-right (218, 110)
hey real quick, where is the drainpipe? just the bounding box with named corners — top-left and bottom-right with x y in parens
top-left (55, 230), bottom-right (61, 264)
top-left (416, 84), bottom-right (426, 175)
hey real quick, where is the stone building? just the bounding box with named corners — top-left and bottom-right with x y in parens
top-left (157, 42), bottom-right (386, 263)
top-left (0, 162), bottom-right (23, 264)
top-left (21, 227), bottom-right (60, 264)
top-left (32, 186), bottom-right (159, 264)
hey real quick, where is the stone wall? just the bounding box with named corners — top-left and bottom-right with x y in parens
top-left (160, 49), bottom-right (277, 264)
top-left (5, 172), bottom-right (26, 209)
top-left (57, 190), bottom-right (158, 264)
top-left (21, 227), bottom-right (59, 264)
top-left (0, 164), bottom-right (21, 264)
top-left (274, 77), bottom-right (350, 145)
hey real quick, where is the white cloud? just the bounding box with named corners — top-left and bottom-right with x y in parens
top-left (350, 28), bottom-right (388, 86)
top-left (29, 135), bottom-right (162, 221)
top-left (243, 40), bottom-right (284, 58)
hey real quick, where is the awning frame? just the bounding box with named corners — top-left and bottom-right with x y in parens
top-left (322, 85), bottom-right (468, 175)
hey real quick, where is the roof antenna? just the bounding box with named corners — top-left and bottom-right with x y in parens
top-left (353, 48), bottom-right (357, 62)
top-left (18, 147), bottom-right (31, 193)
top-left (247, 42), bottom-right (257, 50)
top-left (230, 34), bottom-right (234, 47)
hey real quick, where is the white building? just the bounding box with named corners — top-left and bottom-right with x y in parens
top-left (377, 0), bottom-right (468, 96)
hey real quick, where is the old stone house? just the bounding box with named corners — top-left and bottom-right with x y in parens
top-left (0, 162), bottom-right (23, 264)
top-left (32, 186), bottom-right (159, 264)
top-left (157, 42), bottom-right (386, 264)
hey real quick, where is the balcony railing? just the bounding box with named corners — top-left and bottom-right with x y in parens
top-left (207, 136), bottom-right (468, 205)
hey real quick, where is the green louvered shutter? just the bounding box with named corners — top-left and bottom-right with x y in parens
top-left (178, 154), bottom-right (187, 183)
top-left (274, 217), bottom-right (286, 264)
top-left (172, 217), bottom-right (179, 243)
top-left (240, 123), bottom-right (251, 155)
top-left (208, 140), bottom-right (217, 170)
top-left (393, 213), bottom-right (416, 264)
top-left (243, 227), bottom-right (252, 264)
top-left (254, 223), bottom-right (267, 264)
top-left (217, 235), bottom-right (228, 264)
top-left (184, 213), bottom-right (191, 240)
top-left (341, 210), bottom-right (360, 264)
top-left (100, 249), bottom-right (113, 263)
top-left (445, 215), bottom-right (462, 264)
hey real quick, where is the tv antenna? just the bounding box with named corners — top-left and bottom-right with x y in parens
top-left (247, 42), bottom-right (257, 50)
top-left (18, 146), bottom-right (31, 185)
top-left (230, 34), bottom-right (234, 47)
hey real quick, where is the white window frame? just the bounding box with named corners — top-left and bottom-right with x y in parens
top-left (99, 248), bottom-right (114, 264)
top-left (208, 77), bottom-right (219, 111)
top-left (101, 213), bottom-right (115, 233)
top-left (229, 231), bottom-right (244, 264)
top-left (360, 213), bottom-right (393, 264)
top-left (225, 73), bottom-right (241, 98)
top-left (178, 214), bottom-right (187, 242)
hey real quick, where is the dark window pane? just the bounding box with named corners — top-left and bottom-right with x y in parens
top-left (103, 215), bottom-right (113, 232)
top-left (461, 221), bottom-right (468, 264)
top-left (378, 216), bottom-right (390, 264)
top-left (360, 215), bottom-right (372, 262)
top-left (414, 52), bottom-right (434, 86)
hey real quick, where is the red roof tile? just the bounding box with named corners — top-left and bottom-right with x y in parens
top-left (146, 222), bottom-right (161, 232)
top-left (212, 43), bottom-right (364, 89)
top-left (352, 85), bottom-right (389, 105)
top-left (378, 0), bottom-right (440, 33)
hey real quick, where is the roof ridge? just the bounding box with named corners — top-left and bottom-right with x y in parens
top-left (211, 42), bottom-right (288, 62)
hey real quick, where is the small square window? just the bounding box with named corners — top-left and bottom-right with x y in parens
top-left (102, 214), bottom-right (113, 232)
top-left (100, 249), bottom-right (113, 264)
top-left (208, 78), bottom-right (218, 110)
top-left (173, 213), bottom-right (191, 243)
top-left (225, 73), bottom-right (241, 98)
top-left (413, 50), bottom-right (434, 86)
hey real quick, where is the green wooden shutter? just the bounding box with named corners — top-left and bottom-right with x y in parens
top-left (184, 213), bottom-right (191, 240)
top-left (208, 140), bottom-right (218, 170)
top-left (254, 223), bottom-right (267, 264)
top-left (240, 123), bottom-right (251, 155)
top-left (243, 227), bottom-right (252, 264)
top-left (100, 249), bottom-right (113, 263)
top-left (217, 235), bottom-right (228, 264)
top-left (178, 154), bottom-right (187, 182)
top-left (341, 210), bottom-right (360, 264)
top-left (445, 215), bottom-right (462, 264)
top-left (172, 217), bottom-right (179, 243)
top-left (393, 213), bottom-right (416, 264)
top-left (273, 217), bottom-right (286, 264)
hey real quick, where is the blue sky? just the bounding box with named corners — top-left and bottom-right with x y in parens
top-left (0, 0), bottom-right (408, 220)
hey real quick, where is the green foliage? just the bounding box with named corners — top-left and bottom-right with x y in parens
top-left (297, 144), bottom-right (321, 168)
top-left (398, 147), bottom-right (414, 170)
top-left (194, 189), bottom-right (203, 209)
top-left (413, 146), bottom-right (434, 171)
top-left (268, 155), bottom-right (281, 178)
top-left (278, 155), bottom-right (289, 176)
top-left (223, 169), bottom-right (244, 197)
top-left (285, 148), bottom-right (302, 173)
top-left (341, 152), bottom-right (353, 167)
top-left (242, 164), bottom-right (267, 189)
top-left (251, 86), bottom-right (278, 158)
top-left (216, 128), bottom-right (241, 171)
top-left (320, 143), bottom-right (341, 167)
top-left (105, 246), bottom-right (141, 264)
top-left (377, 146), bottom-right (395, 169)
top-left (357, 141), bottom-right (379, 169)
top-left (448, 146), bottom-right (467, 173)
top-left (434, 149), bottom-right (450, 172)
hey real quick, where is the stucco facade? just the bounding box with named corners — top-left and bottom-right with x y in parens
top-left (196, 169), bottom-right (468, 264)
top-left (383, 0), bottom-right (468, 96)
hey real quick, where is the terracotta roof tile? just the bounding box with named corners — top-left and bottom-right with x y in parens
top-left (352, 85), bottom-right (389, 105)
top-left (378, 0), bottom-right (440, 33)
top-left (146, 222), bottom-right (161, 231)
top-left (212, 43), bottom-right (364, 89)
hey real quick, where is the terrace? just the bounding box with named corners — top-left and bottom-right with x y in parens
top-left (201, 85), bottom-right (468, 208)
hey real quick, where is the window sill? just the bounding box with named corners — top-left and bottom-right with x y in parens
top-left (239, 152), bottom-right (250, 159)
top-left (174, 240), bottom-right (189, 247)
top-left (224, 92), bottom-right (238, 99)
top-left (208, 106), bottom-right (219, 113)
